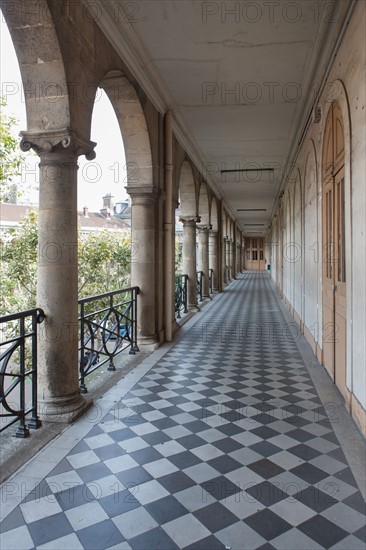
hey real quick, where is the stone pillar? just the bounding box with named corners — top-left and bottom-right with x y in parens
top-left (237, 243), bottom-right (241, 275)
top-left (20, 130), bottom-right (96, 422)
top-left (209, 230), bottom-right (219, 291)
top-left (222, 237), bottom-right (227, 286)
top-left (181, 217), bottom-right (200, 311)
top-left (230, 240), bottom-right (236, 279)
top-left (197, 225), bottom-right (210, 298)
top-left (127, 186), bottom-right (160, 349)
top-left (226, 238), bottom-right (231, 280)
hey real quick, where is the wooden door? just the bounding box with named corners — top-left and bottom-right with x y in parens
top-left (322, 102), bottom-right (347, 397)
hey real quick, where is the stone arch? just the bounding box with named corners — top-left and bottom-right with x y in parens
top-left (100, 71), bottom-right (153, 186)
top-left (2, 1), bottom-right (71, 132)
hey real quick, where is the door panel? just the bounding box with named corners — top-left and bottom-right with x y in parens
top-left (322, 102), bottom-right (346, 398)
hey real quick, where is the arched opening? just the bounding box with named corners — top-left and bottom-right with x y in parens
top-left (322, 101), bottom-right (347, 397)
top-left (77, 88), bottom-right (131, 298)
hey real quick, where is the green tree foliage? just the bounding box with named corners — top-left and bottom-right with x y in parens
top-left (0, 97), bottom-right (25, 202)
top-left (0, 211), bottom-right (132, 315)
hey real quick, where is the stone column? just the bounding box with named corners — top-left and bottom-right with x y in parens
top-left (197, 225), bottom-right (210, 298)
top-left (20, 130), bottom-right (96, 422)
top-left (209, 230), bottom-right (219, 292)
top-left (230, 239), bottom-right (235, 279)
top-left (237, 243), bottom-right (241, 275)
top-left (181, 217), bottom-right (200, 311)
top-left (222, 237), bottom-right (227, 286)
top-left (127, 186), bottom-right (160, 349)
top-left (226, 238), bottom-right (231, 280)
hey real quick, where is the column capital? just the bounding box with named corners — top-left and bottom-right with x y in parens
top-left (197, 224), bottom-right (212, 232)
top-left (20, 129), bottom-right (96, 159)
top-left (179, 216), bottom-right (200, 227)
top-left (126, 185), bottom-right (162, 204)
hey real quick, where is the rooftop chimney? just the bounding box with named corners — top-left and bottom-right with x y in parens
top-left (102, 193), bottom-right (115, 211)
top-left (83, 206), bottom-right (89, 217)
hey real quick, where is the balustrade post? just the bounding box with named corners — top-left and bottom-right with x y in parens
top-left (20, 130), bottom-right (96, 422)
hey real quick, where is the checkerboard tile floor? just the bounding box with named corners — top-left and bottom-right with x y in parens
top-left (1, 272), bottom-right (365, 549)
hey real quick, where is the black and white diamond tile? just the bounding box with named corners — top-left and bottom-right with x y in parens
top-left (1, 272), bottom-right (365, 549)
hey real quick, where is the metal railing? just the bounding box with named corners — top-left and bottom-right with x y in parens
top-left (196, 271), bottom-right (204, 302)
top-left (175, 274), bottom-right (188, 318)
top-left (209, 269), bottom-right (213, 294)
top-left (0, 308), bottom-right (45, 437)
top-left (79, 287), bottom-right (139, 393)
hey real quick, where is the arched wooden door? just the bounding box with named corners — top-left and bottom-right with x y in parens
top-left (322, 101), bottom-right (347, 397)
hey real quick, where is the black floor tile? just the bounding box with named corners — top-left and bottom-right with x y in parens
top-left (207, 455), bottom-right (242, 475)
top-left (129, 526), bottom-right (179, 549)
top-left (146, 495), bottom-right (189, 524)
top-left (99, 490), bottom-right (140, 517)
top-left (55, 484), bottom-right (96, 511)
top-left (76, 462), bottom-right (112, 483)
top-left (77, 519), bottom-right (125, 549)
top-left (130, 447), bottom-right (163, 465)
top-left (168, 451), bottom-right (202, 470)
top-left (158, 471), bottom-right (196, 494)
top-left (244, 508), bottom-right (292, 540)
top-left (288, 443), bottom-right (321, 461)
top-left (248, 458), bottom-right (285, 479)
top-left (116, 466), bottom-right (153, 487)
top-left (200, 475), bottom-right (242, 501)
top-left (193, 502), bottom-right (238, 532)
top-left (27, 512), bottom-right (73, 546)
top-left (249, 441), bottom-right (282, 458)
top-left (298, 515), bottom-right (348, 547)
top-left (290, 463), bottom-right (329, 484)
top-left (245, 481), bottom-right (287, 507)
top-left (183, 534), bottom-right (226, 549)
top-left (293, 486), bottom-right (338, 512)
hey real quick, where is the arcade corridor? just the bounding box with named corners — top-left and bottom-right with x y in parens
top-left (1, 273), bottom-right (365, 550)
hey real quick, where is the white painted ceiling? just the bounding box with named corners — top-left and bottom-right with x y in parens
top-left (93, 0), bottom-right (345, 233)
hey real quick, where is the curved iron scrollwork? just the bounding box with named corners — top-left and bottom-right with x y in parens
top-left (0, 308), bottom-right (45, 437)
top-left (79, 287), bottom-right (139, 393)
top-left (175, 274), bottom-right (188, 319)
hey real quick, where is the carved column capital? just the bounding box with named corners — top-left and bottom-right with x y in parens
top-left (197, 224), bottom-right (212, 232)
top-left (126, 185), bottom-right (162, 204)
top-left (179, 216), bottom-right (200, 227)
top-left (20, 129), bottom-right (96, 159)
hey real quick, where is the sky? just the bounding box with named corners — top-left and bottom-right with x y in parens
top-left (0, 16), bottom-right (128, 211)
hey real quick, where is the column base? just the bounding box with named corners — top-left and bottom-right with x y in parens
top-left (137, 336), bottom-right (160, 351)
top-left (39, 392), bottom-right (91, 423)
top-left (188, 305), bottom-right (200, 313)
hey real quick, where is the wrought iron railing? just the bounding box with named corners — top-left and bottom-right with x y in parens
top-left (196, 271), bottom-right (204, 302)
top-left (79, 287), bottom-right (139, 393)
top-left (175, 274), bottom-right (188, 318)
top-left (0, 308), bottom-right (45, 437)
top-left (209, 269), bottom-right (213, 294)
